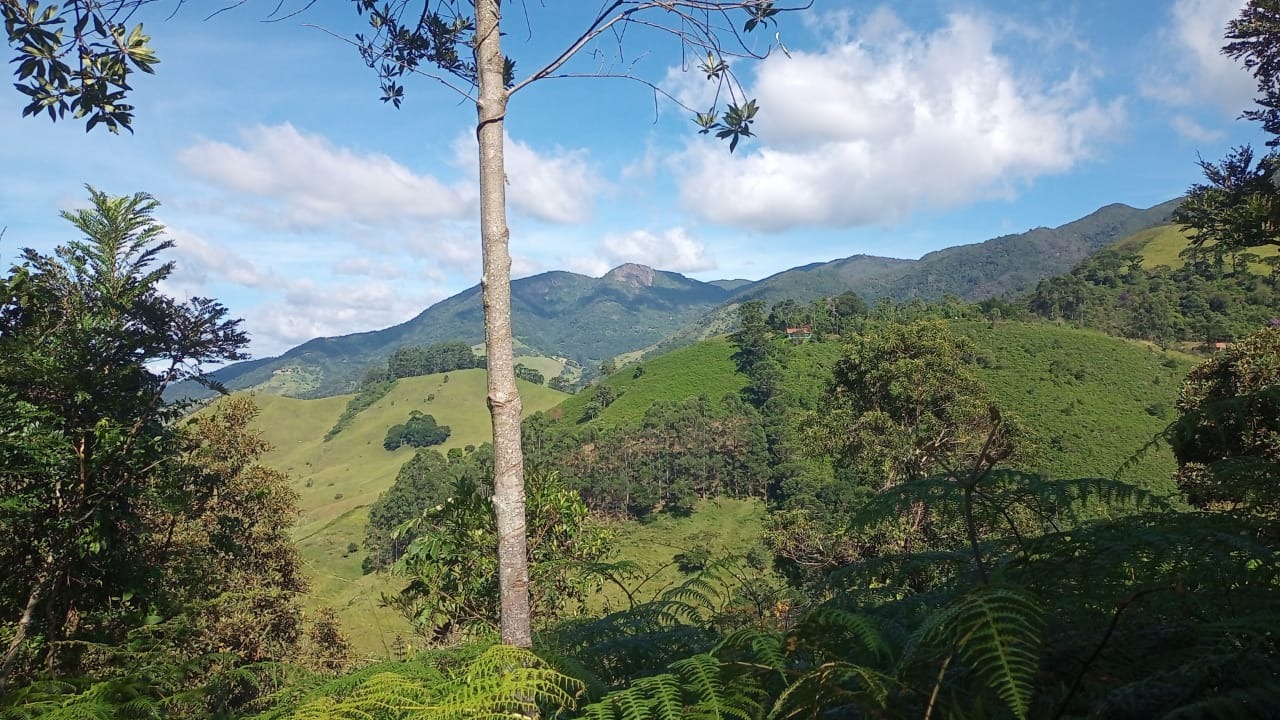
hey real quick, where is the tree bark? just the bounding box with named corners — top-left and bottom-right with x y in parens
top-left (0, 569), bottom-right (47, 691)
top-left (474, 0), bottom-right (532, 648)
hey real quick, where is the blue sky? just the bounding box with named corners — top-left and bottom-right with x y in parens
top-left (0, 0), bottom-right (1268, 358)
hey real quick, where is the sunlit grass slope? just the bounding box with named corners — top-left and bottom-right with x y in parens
top-left (570, 324), bottom-right (1198, 494)
top-left (553, 336), bottom-right (748, 426)
top-left (953, 322), bottom-right (1197, 494)
top-left (589, 498), bottom-right (768, 611)
top-left (220, 369), bottom-right (567, 657)
top-left (1115, 223), bottom-right (1279, 271)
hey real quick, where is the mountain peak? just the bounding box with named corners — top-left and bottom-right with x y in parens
top-left (604, 263), bottom-right (657, 287)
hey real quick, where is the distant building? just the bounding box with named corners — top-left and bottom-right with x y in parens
top-left (786, 324), bottom-right (813, 341)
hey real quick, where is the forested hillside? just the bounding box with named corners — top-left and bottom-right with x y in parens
top-left (5, 191), bottom-right (1277, 718)
top-left (1027, 223), bottom-right (1280, 344)
top-left (6, 1), bottom-right (1280, 712)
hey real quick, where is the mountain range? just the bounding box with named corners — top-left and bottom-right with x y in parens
top-left (202, 199), bottom-right (1180, 398)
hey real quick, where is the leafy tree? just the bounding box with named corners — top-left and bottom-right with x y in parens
top-left (1174, 3), bottom-right (1280, 254)
top-left (819, 321), bottom-right (1021, 488)
top-left (0, 188), bottom-right (248, 687)
top-left (389, 471), bottom-right (611, 641)
top-left (171, 397), bottom-right (309, 663)
top-left (831, 290), bottom-right (868, 321)
top-left (730, 300), bottom-right (770, 376)
top-left (383, 410), bottom-right (452, 450)
top-left (514, 363), bottom-right (545, 386)
top-left (548, 373), bottom-right (576, 393)
top-left (363, 449), bottom-right (453, 572)
top-left (770, 321), bottom-right (1026, 580)
top-left (386, 340), bottom-right (482, 380)
top-left (1169, 325), bottom-right (1280, 522)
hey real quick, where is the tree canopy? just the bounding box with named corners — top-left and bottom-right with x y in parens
top-left (0, 188), bottom-right (273, 691)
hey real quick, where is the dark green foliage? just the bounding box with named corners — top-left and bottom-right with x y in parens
top-left (383, 341), bottom-right (483, 381)
top-left (1169, 326), bottom-right (1280, 520)
top-left (2, 2), bottom-right (158, 133)
top-left (388, 471), bottom-right (610, 640)
top-left (527, 393), bottom-right (771, 519)
top-left (1169, 2), bottom-right (1280, 303)
top-left (581, 384), bottom-right (622, 422)
top-left (382, 411), bottom-right (451, 451)
top-left (515, 363), bottom-right (546, 385)
top-left (0, 188), bottom-right (248, 688)
top-left (1025, 243), bottom-right (1279, 345)
top-left (363, 449), bottom-right (454, 573)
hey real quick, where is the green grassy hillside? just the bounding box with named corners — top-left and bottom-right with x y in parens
top-left (1115, 223), bottom-right (1279, 271)
top-left (955, 322), bottom-right (1196, 492)
top-left (232, 322), bottom-right (1199, 656)
top-left (569, 323), bottom-right (1197, 492)
top-left (223, 369), bottom-right (568, 658)
top-left (555, 336), bottom-right (748, 427)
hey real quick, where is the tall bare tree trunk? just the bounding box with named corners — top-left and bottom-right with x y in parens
top-left (474, 0), bottom-right (532, 648)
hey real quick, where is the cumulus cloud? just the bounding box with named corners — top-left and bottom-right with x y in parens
top-left (163, 226), bottom-right (278, 289)
top-left (599, 227), bottom-right (716, 273)
top-left (1145, 0), bottom-right (1254, 116)
top-left (251, 278), bottom-right (444, 355)
top-left (178, 124), bottom-right (473, 230)
top-left (678, 10), bottom-right (1123, 232)
top-left (406, 231), bottom-right (480, 272)
top-left (452, 133), bottom-right (602, 224)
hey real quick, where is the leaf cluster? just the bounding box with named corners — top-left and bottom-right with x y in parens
top-left (3, 1), bottom-right (158, 132)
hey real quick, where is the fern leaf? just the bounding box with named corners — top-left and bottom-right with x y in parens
top-left (942, 586), bottom-right (1044, 720)
top-left (770, 661), bottom-right (897, 720)
top-left (792, 607), bottom-right (891, 665)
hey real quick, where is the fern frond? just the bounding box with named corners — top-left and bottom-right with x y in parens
top-left (717, 628), bottom-right (786, 673)
top-left (257, 644), bottom-right (581, 719)
top-left (790, 606), bottom-right (892, 666)
top-left (945, 586), bottom-right (1043, 720)
top-left (770, 661), bottom-right (897, 720)
top-left (903, 585), bottom-right (1043, 720)
top-left (1162, 682), bottom-right (1280, 719)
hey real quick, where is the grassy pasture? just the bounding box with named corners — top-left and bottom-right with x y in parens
top-left (1117, 223), bottom-right (1279, 272)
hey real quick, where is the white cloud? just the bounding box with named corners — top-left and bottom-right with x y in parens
top-left (679, 11), bottom-right (1123, 232)
top-left (406, 231), bottom-right (480, 272)
top-left (452, 133), bottom-right (602, 224)
top-left (1145, 0), bottom-right (1254, 113)
top-left (1171, 114), bottom-right (1225, 143)
top-left (177, 124), bottom-right (473, 230)
top-left (250, 278), bottom-right (444, 355)
top-left (163, 226), bottom-right (278, 289)
top-left (511, 254), bottom-right (545, 280)
top-left (597, 227), bottom-right (716, 273)
top-left (332, 256), bottom-right (406, 279)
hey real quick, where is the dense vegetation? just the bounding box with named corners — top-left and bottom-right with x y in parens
top-left (0, 191), bottom-right (349, 714)
top-left (6, 3), bottom-right (1280, 710)
top-left (1026, 239), bottom-right (1279, 345)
